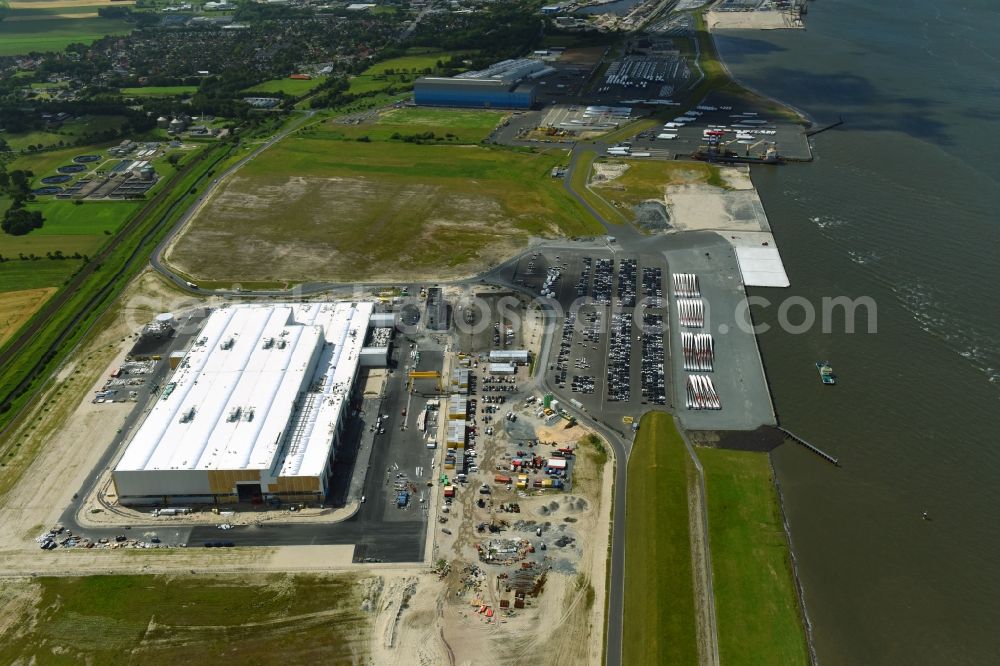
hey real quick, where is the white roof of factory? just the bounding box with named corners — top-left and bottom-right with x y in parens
top-left (115, 302), bottom-right (373, 479)
top-left (454, 58), bottom-right (546, 84)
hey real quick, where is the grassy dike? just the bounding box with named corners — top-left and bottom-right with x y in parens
top-left (623, 412), bottom-right (699, 665)
top-left (0, 142), bottom-right (238, 470)
top-left (623, 411), bottom-right (809, 665)
top-left (569, 149), bottom-right (629, 225)
top-left (697, 448), bottom-right (809, 665)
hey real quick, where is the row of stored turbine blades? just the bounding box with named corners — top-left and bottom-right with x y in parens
top-left (681, 332), bottom-right (714, 372)
top-left (677, 298), bottom-right (705, 328)
top-left (672, 272), bottom-right (701, 298)
top-left (686, 374), bottom-right (721, 410)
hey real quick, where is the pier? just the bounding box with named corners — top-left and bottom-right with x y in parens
top-left (806, 116), bottom-right (844, 137)
top-left (778, 427), bottom-right (840, 466)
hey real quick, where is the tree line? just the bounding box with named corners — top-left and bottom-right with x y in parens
top-left (0, 167), bottom-right (44, 236)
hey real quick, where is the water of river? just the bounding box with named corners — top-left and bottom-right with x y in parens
top-left (715, 1), bottom-right (1000, 663)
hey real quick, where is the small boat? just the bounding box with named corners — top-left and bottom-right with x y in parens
top-left (816, 361), bottom-right (836, 385)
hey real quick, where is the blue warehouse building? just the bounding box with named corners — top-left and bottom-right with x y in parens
top-left (414, 59), bottom-right (551, 110)
top-left (414, 79), bottom-right (536, 109)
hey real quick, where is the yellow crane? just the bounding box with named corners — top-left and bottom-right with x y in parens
top-left (408, 370), bottom-right (442, 394)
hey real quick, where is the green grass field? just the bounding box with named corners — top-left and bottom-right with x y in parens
top-left (318, 107), bottom-right (506, 144)
top-left (697, 449), bottom-right (810, 666)
top-left (28, 200), bottom-right (142, 236)
top-left (0, 574), bottom-right (370, 662)
top-left (0, 15), bottom-right (133, 56)
top-left (243, 77), bottom-right (327, 96)
top-left (623, 412), bottom-right (699, 665)
top-left (0, 257), bottom-right (76, 291)
top-left (166, 135), bottom-right (602, 283)
top-left (120, 85), bottom-right (198, 97)
top-left (347, 50), bottom-right (473, 96)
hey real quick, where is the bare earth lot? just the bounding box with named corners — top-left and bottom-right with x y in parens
top-left (164, 137), bottom-right (600, 284)
top-left (168, 174), bottom-right (524, 283)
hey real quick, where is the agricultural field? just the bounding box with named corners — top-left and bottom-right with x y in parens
top-left (320, 106), bottom-right (506, 144)
top-left (0, 12), bottom-right (132, 56)
top-left (243, 77), bottom-right (327, 96)
top-left (623, 412), bottom-right (699, 665)
top-left (120, 85), bottom-right (198, 98)
top-left (697, 448), bottom-right (809, 666)
top-left (8, 1), bottom-right (133, 8)
top-left (0, 286), bottom-right (56, 347)
top-left (0, 574), bottom-right (370, 663)
top-left (165, 134), bottom-right (602, 284)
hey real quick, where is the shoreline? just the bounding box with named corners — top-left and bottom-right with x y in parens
top-left (706, 17), bottom-right (821, 663)
top-left (707, 28), bottom-right (817, 128)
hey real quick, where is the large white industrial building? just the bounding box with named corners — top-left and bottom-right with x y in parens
top-left (113, 302), bottom-right (389, 505)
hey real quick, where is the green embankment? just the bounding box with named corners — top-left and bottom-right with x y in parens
top-left (0, 574), bottom-right (369, 662)
top-left (623, 412), bottom-right (699, 665)
top-left (569, 149), bottom-right (627, 224)
top-left (697, 448), bottom-right (810, 666)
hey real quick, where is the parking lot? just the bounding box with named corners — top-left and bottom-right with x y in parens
top-left (617, 91), bottom-right (812, 161)
top-left (594, 55), bottom-right (691, 100)
top-left (499, 247), bottom-right (672, 432)
top-left (452, 289), bottom-right (529, 354)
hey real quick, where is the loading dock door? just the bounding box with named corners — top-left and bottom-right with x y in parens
top-left (236, 482), bottom-right (263, 503)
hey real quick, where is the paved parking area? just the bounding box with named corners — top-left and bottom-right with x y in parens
top-left (499, 247), bottom-right (672, 435)
top-left (623, 91), bottom-right (812, 161)
top-left (663, 233), bottom-right (776, 430)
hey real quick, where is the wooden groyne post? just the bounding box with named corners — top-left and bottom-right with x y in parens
top-left (778, 427), bottom-right (840, 466)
